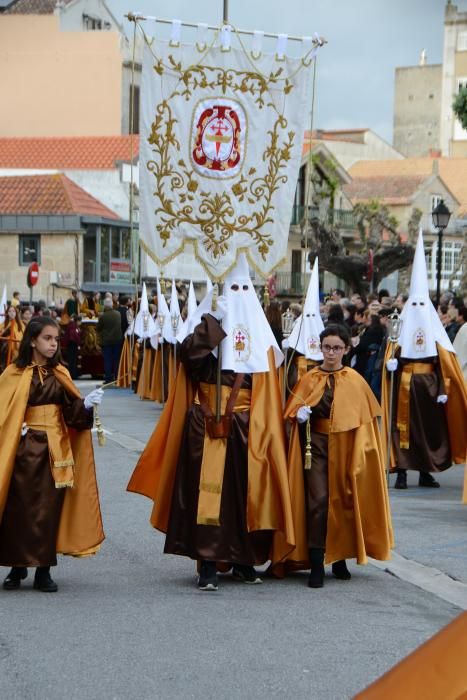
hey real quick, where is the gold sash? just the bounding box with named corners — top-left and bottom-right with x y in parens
top-left (24, 404), bottom-right (75, 488)
top-left (396, 363), bottom-right (434, 449)
top-left (195, 382), bottom-right (251, 526)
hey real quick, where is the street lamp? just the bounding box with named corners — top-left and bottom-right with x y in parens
top-left (431, 199), bottom-right (451, 306)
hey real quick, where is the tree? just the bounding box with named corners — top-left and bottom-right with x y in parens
top-left (452, 87), bottom-right (467, 131)
top-left (306, 200), bottom-right (420, 294)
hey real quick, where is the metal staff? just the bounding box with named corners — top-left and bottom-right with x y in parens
top-left (171, 312), bottom-right (180, 381)
top-left (281, 309), bottom-right (295, 407)
top-left (157, 311), bottom-right (166, 405)
top-left (385, 310), bottom-right (402, 486)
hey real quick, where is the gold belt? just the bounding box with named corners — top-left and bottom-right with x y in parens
top-left (396, 363), bottom-right (435, 449)
top-left (24, 404), bottom-right (74, 488)
top-left (311, 417), bottom-right (330, 434)
top-left (195, 382), bottom-right (251, 527)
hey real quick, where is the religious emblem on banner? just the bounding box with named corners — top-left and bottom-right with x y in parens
top-left (233, 325), bottom-right (251, 362)
top-left (192, 99), bottom-right (245, 178)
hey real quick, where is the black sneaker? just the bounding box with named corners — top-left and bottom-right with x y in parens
top-left (3, 567), bottom-right (28, 590)
top-left (198, 561), bottom-right (218, 591)
top-left (232, 564), bottom-right (262, 585)
top-left (33, 568), bottom-right (58, 593)
top-left (418, 472), bottom-right (440, 488)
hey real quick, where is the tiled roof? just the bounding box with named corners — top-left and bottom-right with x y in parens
top-left (0, 136), bottom-right (140, 170)
top-left (2, 0), bottom-right (70, 13)
top-left (349, 158), bottom-right (467, 213)
top-left (0, 174), bottom-right (120, 219)
top-left (343, 175), bottom-right (427, 205)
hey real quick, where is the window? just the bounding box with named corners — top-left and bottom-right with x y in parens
top-left (458, 31), bottom-right (467, 51)
top-left (83, 14), bottom-right (103, 30)
top-left (19, 235), bottom-right (40, 266)
top-left (83, 228), bottom-right (97, 283)
top-left (100, 226), bottom-right (110, 283)
top-left (428, 241), bottom-right (463, 287)
top-left (129, 85), bottom-right (140, 135)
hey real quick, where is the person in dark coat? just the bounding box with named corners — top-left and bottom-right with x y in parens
top-left (97, 299), bottom-right (123, 384)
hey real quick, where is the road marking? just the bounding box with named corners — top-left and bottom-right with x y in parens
top-left (93, 428), bottom-right (147, 452)
top-left (370, 551), bottom-right (467, 610)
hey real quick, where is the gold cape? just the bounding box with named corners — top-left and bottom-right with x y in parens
top-left (0, 363), bottom-right (104, 556)
top-left (381, 343), bottom-right (467, 494)
top-left (272, 366), bottom-right (393, 569)
top-left (354, 611), bottom-right (467, 699)
top-left (127, 348), bottom-right (295, 564)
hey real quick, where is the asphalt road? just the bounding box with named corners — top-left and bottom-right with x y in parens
top-left (1, 385), bottom-right (465, 700)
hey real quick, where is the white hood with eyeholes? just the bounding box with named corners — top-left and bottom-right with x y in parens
top-left (287, 257), bottom-right (324, 360)
top-left (218, 254), bottom-right (283, 372)
top-left (399, 229), bottom-right (455, 359)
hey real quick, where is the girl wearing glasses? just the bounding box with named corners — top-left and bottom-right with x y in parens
top-left (272, 323), bottom-right (393, 588)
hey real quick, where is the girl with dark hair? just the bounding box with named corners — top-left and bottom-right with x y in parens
top-left (272, 323), bottom-right (393, 588)
top-left (0, 317), bottom-right (105, 593)
top-left (0, 305), bottom-right (24, 373)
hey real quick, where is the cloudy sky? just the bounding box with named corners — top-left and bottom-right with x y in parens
top-left (112, 0), bottom-right (465, 145)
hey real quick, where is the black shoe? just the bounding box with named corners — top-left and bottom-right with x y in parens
top-left (394, 471), bottom-right (407, 489)
top-left (332, 560), bottom-right (351, 580)
top-left (308, 547), bottom-right (325, 588)
top-left (3, 567), bottom-right (27, 590)
top-left (232, 564), bottom-right (262, 585)
top-left (418, 472), bottom-right (440, 488)
top-left (33, 568), bottom-right (58, 593)
top-left (198, 561), bottom-right (218, 591)
top-left (308, 566), bottom-right (324, 588)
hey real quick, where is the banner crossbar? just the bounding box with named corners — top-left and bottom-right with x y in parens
top-left (125, 12), bottom-right (326, 46)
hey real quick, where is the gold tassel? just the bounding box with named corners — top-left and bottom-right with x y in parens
top-left (94, 410), bottom-right (106, 447)
top-left (304, 414), bottom-right (312, 470)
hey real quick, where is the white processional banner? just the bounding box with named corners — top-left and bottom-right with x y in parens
top-left (139, 33), bottom-right (315, 281)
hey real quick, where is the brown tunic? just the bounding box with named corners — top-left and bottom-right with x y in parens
top-left (0, 367), bottom-right (93, 567)
top-left (298, 373), bottom-right (334, 549)
top-left (164, 315), bottom-right (272, 565)
top-left (391, 355), bottom-right (451, 472)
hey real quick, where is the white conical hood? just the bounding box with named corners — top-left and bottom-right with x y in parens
top-left (155, 278), bottom-right (171, 342)
top-left (0, 284), bottom-right (6, 324)
top-left (219, 253), bottom-right (283, 372)
top-left (176, 280), bottom-right (198, 343)
top-left (168, 279), bottom-right (181, 344)
top-left (399, 228), bottom-right (455, 358)
top-left (287, 257), bottom-right (324, 360)
top-left (187, 281), bottom-right (198, 318)
top-left (134, 282), bottom-right (157, 338)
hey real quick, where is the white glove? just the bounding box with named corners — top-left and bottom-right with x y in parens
top-left (436, 394), bottom-right (448, 404)
top-left (209, 295), bottom-right (227, 322)
top-left (386, 358), bottom-right (398, 372)
top-left (296, 405), bottom-right (312, 424)
top-left (282, 338), bottom-right (290, 350)
top-left (21, 422), bottom-right (29, 437)
top-left (84, 388), bottom-right (104, 410)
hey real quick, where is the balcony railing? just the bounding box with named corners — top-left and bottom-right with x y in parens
top-left (291, 205), bottom-right (357, 229)
top-left (275, 271), bottom-right (311, 295)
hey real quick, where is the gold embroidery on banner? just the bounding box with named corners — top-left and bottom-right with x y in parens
top-left (145, 57), bottom-right (296, 262)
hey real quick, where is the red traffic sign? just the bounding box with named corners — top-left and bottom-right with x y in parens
top-left (27, 262), bottom-right (40, 287)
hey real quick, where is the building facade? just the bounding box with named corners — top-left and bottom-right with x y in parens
top-left (394, 1), bottom-right (467, 157)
